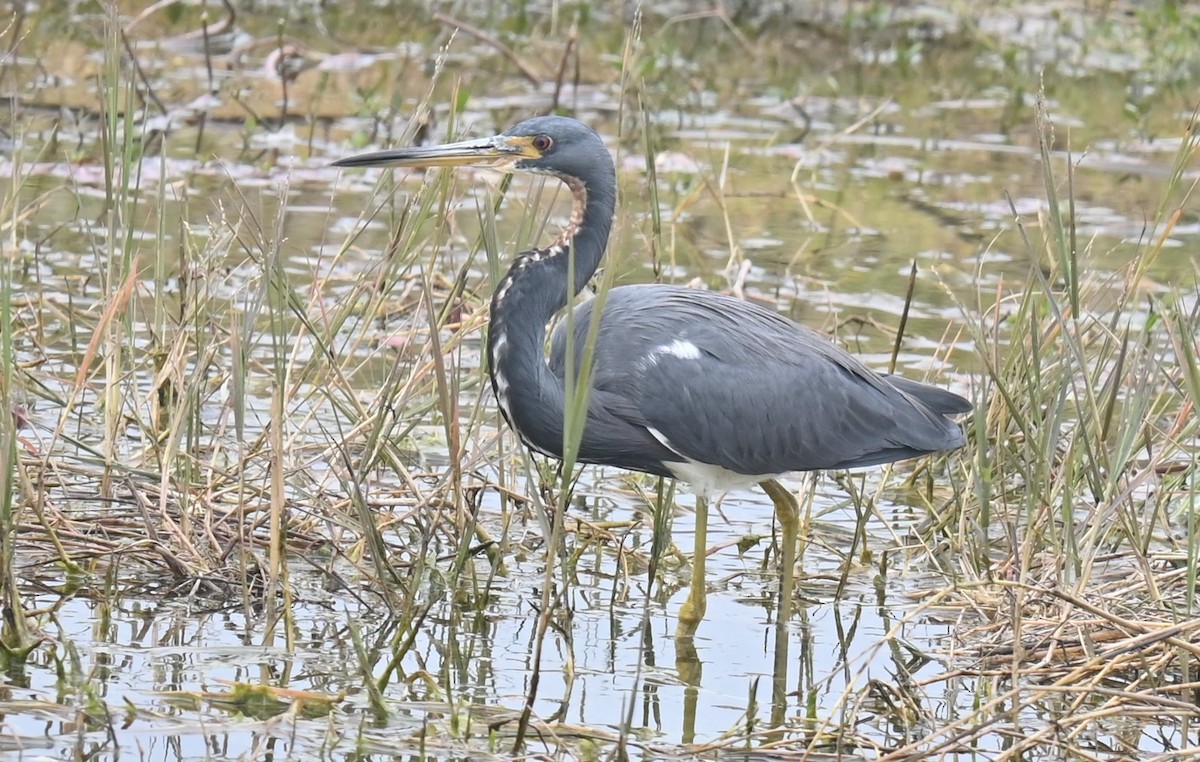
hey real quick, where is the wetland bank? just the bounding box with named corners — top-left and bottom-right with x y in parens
top-left (3, 1), bottom-right (1200, 759)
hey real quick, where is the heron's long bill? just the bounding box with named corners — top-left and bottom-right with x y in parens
top-left (332, 134), bottom-right (540, 169)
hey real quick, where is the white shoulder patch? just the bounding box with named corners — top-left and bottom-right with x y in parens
top-left (638, 339), bottom-right (703, 371)
top-left (662, 339), bottom-right (702, 360)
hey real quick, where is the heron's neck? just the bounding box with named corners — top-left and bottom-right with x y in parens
top-left (492, 171), bottom-right (615, 328)
top-left (486, 171), bottom-right (615, 455)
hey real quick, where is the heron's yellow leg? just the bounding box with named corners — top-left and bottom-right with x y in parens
top-left (676, 494), bottom-right (708, 637)
top-left (761, 479), bottom-right (798, 624)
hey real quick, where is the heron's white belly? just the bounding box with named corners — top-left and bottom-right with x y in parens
top-left (663, 458), bottom-right (782, 498)
top-left (644, 424), bottom-right (780, 496)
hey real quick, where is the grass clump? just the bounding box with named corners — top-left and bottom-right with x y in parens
top-left (897, 96), bottom-right (1200, 760)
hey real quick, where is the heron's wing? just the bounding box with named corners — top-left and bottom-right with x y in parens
top-left (552, 284), bottom-right (965, 476)
top-left (637, 348), bottom-right (959, 474)
top-left (547, 292), bottom-right (680, 476)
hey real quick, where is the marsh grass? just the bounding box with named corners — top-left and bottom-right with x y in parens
top-left (0, 116), bottom-right (34, 667)
top-left (8, 114), bottom-right (1195, 760)
top-left (889, 98), bottom-right (1200, 759)
top-left (7, 2), bottom-right (1200, 759)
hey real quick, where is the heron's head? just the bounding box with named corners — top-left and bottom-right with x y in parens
top-left (332, 115), bottom-right (612, 189)
top-left (498, 116), bottom-right (609, 180)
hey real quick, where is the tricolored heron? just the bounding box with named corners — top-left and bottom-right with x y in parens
top-left (334, 116), bottom-right (970, 636)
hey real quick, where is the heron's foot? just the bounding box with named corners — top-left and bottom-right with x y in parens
top-left (676, 585), bottom-right (707, 638)
top-left (676, 494), bottom-right (711, 637)
top-left (761, 478), bottom-right (801, 621)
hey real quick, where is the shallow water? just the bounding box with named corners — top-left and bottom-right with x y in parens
top-left (4, 1), bottom-right (1199, 759)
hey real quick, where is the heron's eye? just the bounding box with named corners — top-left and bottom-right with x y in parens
top-left (532, 134), bottom-right (553, 152)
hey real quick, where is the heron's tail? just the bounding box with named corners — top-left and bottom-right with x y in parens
top-left (884, 375), bottom-right (972, 416)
